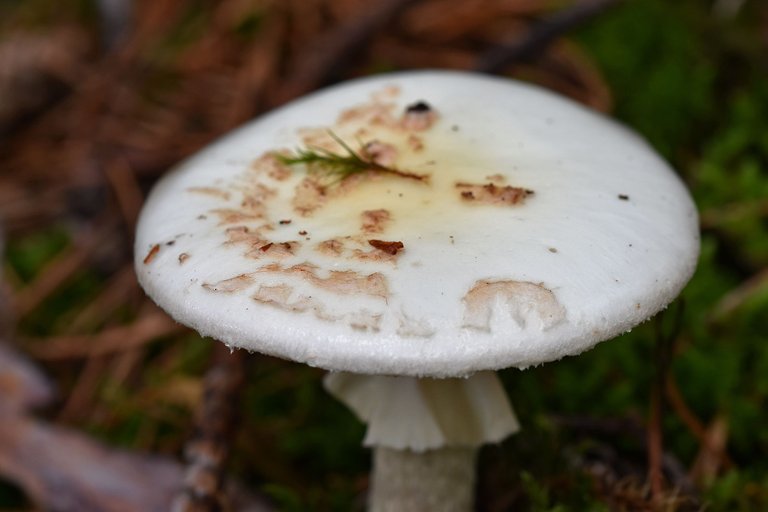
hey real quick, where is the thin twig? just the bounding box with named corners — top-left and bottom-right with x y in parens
top-left (712, 266), bottom-right (768, 319)
top-left (647, 304), bottom-right (685, 506)
top-left (104, 158), bottom-right (144, 235)
top-left (57, 354), bottom-right (109, 422)
top-left (13, 227), bottom-right (103, 317)
top-left (66, 265), bottom-right (139, 333)
top-left (26, 308), bottom-right (184, 360)
top-left (665, 377), bottom-right (734, 470)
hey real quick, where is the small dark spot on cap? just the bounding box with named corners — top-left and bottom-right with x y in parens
top-left (299, 230), bottom-right (307, 236)
top-left (618, 194), bottom-right (629, 200)
top-left (165, 240), bottom-right (175, 246)
top-left (461, 191), bottom-right (475, 199)
top-left (197, 215), bottom-right (207, 220)
top-left (406, 101), bottom-right (431, 113)
top-left (548, 247), bottom-right (558, 253)
top-left (279, 219), bottom-right (292, 225)
top-left (259, 243), bottom-right (273, 252)
top-left (451, 125), bottom-right (459, 132)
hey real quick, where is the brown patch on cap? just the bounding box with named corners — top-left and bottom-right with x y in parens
top-left (293, 177), bottom-right (327, 216)
top-left (251, 283), bottom-right (382, 332)
top-left (240, 183), bottom-right (277, 216)
top-left (297, 127), bottom-right (339, 152)
top-left (368, 239), bottom-right (404, 256)
top-left (256, 263), bottom-right (389, 299)
top-left (407, 134), bottom-right (424, 152)
top-left (224, 226), bottom-right (270, 256)
top-left (401, 101), bottom-right (438, 131)
top-left (352, 248), bottom-right (397, 263)
top-left (362, 141), bottom-right (398, 167)
top-left (252, 284), bottom-right (305, 310)
top-left (462, 280), bottom-right (566, 332)
top-left (143, 244), bottom-right (160, 264)
top-left (252, 153), bottom-right (292, 181)
top-left (455, 182), bottom-right (533, 206)
top-left (210, 209), bottom-right (263, 225)
top-left (361, 209), bottom-right (391, 234)
top-left (202, 274), bottom-right (255, 293)
top-left (316, 270), bottom-right (388, 299)
top-left (316, 239), bottom-right (345, 256)
top-left (371, 85), bottom-right (401, 101)
top-left (337, 102), bottom-right (398, 128)
top-left (187, 187), bottom-right (231, 201)
top-left (224, 225), bottom-right (251, 238)
top-left (178, 253), bottom-right (190, 264)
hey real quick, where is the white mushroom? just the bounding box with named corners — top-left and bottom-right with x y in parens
top-left (134, 71), bottom-right (699, 511)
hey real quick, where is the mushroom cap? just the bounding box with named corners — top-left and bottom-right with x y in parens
top-left (135, 71), bottom-right (699, 378)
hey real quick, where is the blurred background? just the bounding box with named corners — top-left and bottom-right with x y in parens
top-left (1, 0), bottom-right (767, 510)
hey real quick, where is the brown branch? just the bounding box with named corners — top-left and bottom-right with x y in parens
top-left (173, 345), bottom-right (247, 512)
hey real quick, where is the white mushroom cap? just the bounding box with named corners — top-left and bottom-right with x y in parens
top-left (135, 70), bottom-right (699, 378)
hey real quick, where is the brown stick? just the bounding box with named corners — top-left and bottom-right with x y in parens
top-left (647, 306), bottom-right (684, 506)
top-left (172, 344), bottom-right (247, 512)
top-left (26, 308), bottom-right (184, 360)
top-left (647, 375), bottom-right (665, 506)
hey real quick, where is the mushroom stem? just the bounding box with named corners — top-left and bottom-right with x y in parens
top-left (370, 446), bottom-right (476, 512)
top-left (324, 371), bottom-right (518, 511)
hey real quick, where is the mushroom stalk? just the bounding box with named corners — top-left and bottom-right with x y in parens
top-left (370, 446), bottom-right (477, 512)
top-left (324, 371), bottom-right (519, 511)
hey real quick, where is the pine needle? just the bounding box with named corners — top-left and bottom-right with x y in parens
top-left (275, 131), bottom-right (427, 185)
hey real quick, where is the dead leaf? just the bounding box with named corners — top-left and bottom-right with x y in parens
top-left (0, 415), bottom-right (273, 512)
top-left (0, 342), bottom-right (55, 414)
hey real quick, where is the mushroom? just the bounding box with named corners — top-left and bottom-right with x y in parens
top-left (134, 71), bottom-right (699, 511)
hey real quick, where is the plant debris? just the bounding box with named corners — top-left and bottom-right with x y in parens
top-left (276, 131), bottom-right (429, 186)
top-left (368, 239), bottom-right (405, 255)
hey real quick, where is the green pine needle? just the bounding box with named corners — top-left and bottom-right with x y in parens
top-left (275, 131), bottom-right (427, 186)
